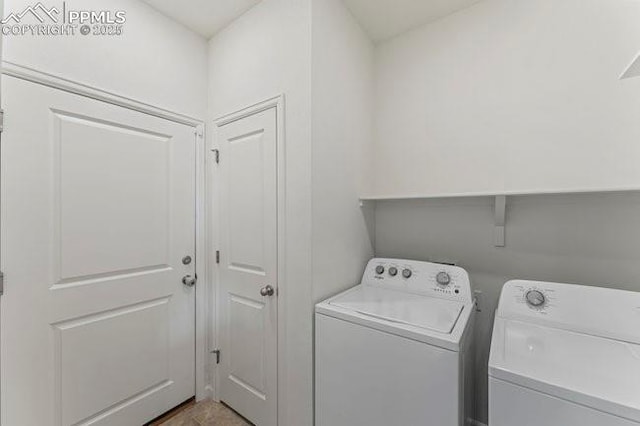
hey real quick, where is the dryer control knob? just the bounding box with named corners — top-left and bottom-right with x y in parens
top-left (525, 290), bottom-right (546, 308)
top-left (375, 265), bottom-right (385, 275)
top-left (402, 269), bottom-right (412, 278)
top-left (388, 267), bottom-right (398, 276)
top-left (436, 272), bottom-right (451, 286)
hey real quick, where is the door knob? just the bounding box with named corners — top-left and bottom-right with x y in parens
top-left (260, 285), bottom-right (275, 297)
top-left (182, 274), bottom-right (197, 287)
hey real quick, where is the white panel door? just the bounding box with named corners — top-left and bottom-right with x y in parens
top-left (217, 107), bottom-right (277, 426)
top-left (0, 76), bottom-right (196, 426)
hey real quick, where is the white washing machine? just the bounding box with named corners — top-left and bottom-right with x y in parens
top-left (315, 258), bottom-right (476, 426)
top-left (489, 280), bottom-right (640, 426)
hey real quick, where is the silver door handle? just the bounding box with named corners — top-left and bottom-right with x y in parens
top-left (260, 285), bottom-right (275, 297)
top-left (182, 274), bottom-right (197, 287)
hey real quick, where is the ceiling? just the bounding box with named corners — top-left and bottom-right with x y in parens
top-left (142, 0), bottom-right (480, 42)
top-left (344, 0), bottom-right (482, 42)
top-left (142, 0), bottom-right (262, 39)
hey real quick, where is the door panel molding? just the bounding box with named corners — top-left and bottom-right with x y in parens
top-left (210, 95), bottom-right (286, 425)
top-left (53, 297), bottom-right (171, 425)
top-left (51, 108), bottom-right (173, 284)
top-left (51, 265), bottom-right (173, 290)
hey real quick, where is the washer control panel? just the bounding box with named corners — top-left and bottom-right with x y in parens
top-left (525, 289), bottom-right (546, 308)
top-left (436, 271), bottom-right (451, 286)
top-left (500, 281), bottom-right (555, 316)
top-left (362, 258), bottom-right (472, 303)
top-left (498, 280), bottom-right (640, 344)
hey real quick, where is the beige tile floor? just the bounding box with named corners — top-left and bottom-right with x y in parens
top-left (152, 399), bottom-right (251, 426)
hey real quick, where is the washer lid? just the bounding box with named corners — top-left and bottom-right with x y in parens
top-left (329, 286), bottom-right (464, 334)
top-left (490, 318), bottom-right (640, 423)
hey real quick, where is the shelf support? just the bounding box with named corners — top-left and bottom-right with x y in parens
top-left (494, 195), bottom-right (507, 247)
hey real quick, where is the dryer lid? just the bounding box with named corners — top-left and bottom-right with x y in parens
top-left (490, 318), bottom-right (640, 423)
top-left (329, 286), bottom-right (464, 334)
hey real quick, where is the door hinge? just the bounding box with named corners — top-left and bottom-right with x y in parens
top-left (0, 271), bottom-right (4, 295)
top-left (216, 250), bottom-right (220, 264)
top-left (0, 109), bottom-right (5, 133)
top-left (211, 149), bottom-right (219, 164)
top-left (211, 349), bottom-right (220, 364)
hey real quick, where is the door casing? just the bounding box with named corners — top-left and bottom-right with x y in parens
top-left (209, 95), bottom-right (286, 421)
top-left (0, 60), bottom-right (211, 407)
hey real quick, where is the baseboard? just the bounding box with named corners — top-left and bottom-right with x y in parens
top-left (468, 419), bottom-right (488, 426)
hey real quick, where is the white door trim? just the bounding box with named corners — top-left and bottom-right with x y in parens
top-left (0, 62), bottom-right (211, 403)
top-left (209, 95), bottom-right (286, 421)
top-left (1, 61), bottom-right (202, 127)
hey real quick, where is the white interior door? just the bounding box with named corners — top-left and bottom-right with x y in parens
top-left (0, 76), bottom-right (196, 426)
top-left (217, 107), bottom-right (277, 426)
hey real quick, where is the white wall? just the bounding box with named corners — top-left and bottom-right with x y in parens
top-left (311, 0), bottom-right (374, 303)
top-left (3, 0), bottom-right (208, 118)
top-left (373, 0), bottom-right (640, 197)
top-left (371, 1), bottom-right (640, 423)
top-left (207, 1), bottom-right (314, 424)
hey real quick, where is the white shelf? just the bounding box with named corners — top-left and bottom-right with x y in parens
top-left (360, 191), bottom-right (500, 201)
top-left (359, 186), bottom-right (640, 202)
top-left (360, 186), bottom-right (640, 248)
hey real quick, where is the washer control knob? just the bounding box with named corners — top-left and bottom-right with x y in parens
top-left (388, 267), bottom-right (398, 276)
top-left (375, 265), bottom-right (385, 275)
top-left (402, 268), bottom-right (412, 279)
top-left (525, 290), bottom-right (546, 308)
top-left (436, 272), bottom-right (451, 286)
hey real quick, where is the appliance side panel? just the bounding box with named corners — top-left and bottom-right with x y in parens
top-left (315, 313), bottom-right (459, 426)
top-left (462, 309), bottom-right (477, 425)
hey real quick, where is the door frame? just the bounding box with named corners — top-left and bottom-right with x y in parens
top-left (0, 60), bottom-right (211, 402)
top-left (209, 95), bottom-right (286, 421)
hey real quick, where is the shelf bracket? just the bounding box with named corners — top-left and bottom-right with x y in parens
top-left (494, 195), bottom-right (506, 247)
